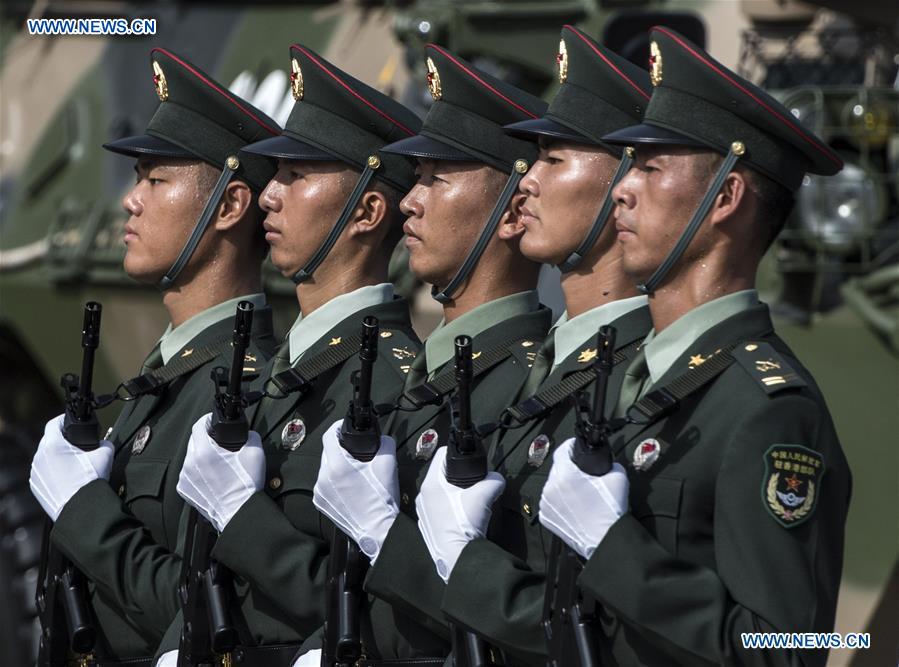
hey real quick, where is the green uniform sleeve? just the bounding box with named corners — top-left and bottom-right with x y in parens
top-left (580, 394), bottom-right (849, 667)
top-left (212, 489), bottom-right (328, 635)
top-left (365, 512), bottom-right (451, 639)
top-left (441, 537), bottom-right (547, 666)
top-left (52, 479), bottom-right (182, 638)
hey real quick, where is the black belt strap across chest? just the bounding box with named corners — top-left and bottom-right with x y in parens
top-left (505, 337), bottom-right (643, 424)
top-left (266, 331), bottom-right (364, 398)
top-left (624, 342), bottom-right (739, 427)
top-left (119, 338), bottom-right (233, 399)
top-left (402, 338), bottom-right (530, 409)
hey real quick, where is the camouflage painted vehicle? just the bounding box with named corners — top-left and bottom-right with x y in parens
top-left (1, 1), bottom-right (896, 664)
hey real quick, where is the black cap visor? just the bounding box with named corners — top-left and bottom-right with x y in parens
top-left (503, 117), bottom-right (594, 145)
top-left (602, 122), bottom-right (711, 149)
top-left (241, 134), bottom-right (335, 161)
top-left (381, 134), bottom-right (475, 163)
top-left (103, 134), bottom-right (195, 159)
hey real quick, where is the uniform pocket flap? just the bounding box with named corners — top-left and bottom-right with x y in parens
top-left (269, 454), bottom-right (320, 497)
top-left (630, 475), bottom-right (683, 519)
top-left (123, 458), bottom-right (169, 502)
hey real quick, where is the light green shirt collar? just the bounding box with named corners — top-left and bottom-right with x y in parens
top-left (424, 290), bottom-right (539, 375)
top-left (643, 289), bottom-right (759, 384)
top-left (159, 293), bottom-right (267, 364)
top-left (551, 295), bottom-right (647, 371)
top-left (288, 283), bottom-right (394, 364)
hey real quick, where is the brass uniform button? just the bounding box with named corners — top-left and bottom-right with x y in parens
top-left (269, 477), bottom-right (282, 490)
top-left (118, 484), bottom-right (126, 497)
top-left (523, 503), bottom-right (532, 517)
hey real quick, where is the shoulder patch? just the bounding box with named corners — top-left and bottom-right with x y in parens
top-left (762, 444), bottom-right (824, 528)
top-left (380, 329), bottom-right (419, 377)
top-left (510, 338), bottom-right (541, 367)
top-left (732, 341), bottom-right (806, 395)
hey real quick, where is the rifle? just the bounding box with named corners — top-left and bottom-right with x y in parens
top-left (542, 325), bottom-right (617, 667)
top-left (178, 301), bottom-right (254, 667)
top-left (36, 302), bottom-right (103, 666)
top-left (445, 336), bottom-right (495, 667)
top-left (323, 315), bottom-right (381, 666)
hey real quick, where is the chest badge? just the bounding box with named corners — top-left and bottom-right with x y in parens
top-left (415, 428), bottom-right (439, 460)
top-left (527, 434), bottom-right (551, 468)
top-left (281, 418), bottom-right (306, 451)
top-left (132, 425), bottom-right (151, 455)
top-left (632, 438), bottom-right (661, 471)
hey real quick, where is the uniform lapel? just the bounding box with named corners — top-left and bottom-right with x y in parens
top-left (613, 304), bottom-right (775, 453)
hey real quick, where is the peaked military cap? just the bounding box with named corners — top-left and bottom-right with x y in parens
top-left (603, 26), bottom-right (843, 190)
top-left (505, 25), bottom-right (651, 151)
top-left (103, 48), bottom-right (280, 192)
top-left (242, 44), bottom-right (422, 192)
top-left (382, 44), bottom-right (548, 171)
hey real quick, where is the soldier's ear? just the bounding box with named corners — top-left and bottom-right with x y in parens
top-left (497, 192), bottom-right (528, 241)
top-left (708, 170), bottom-right (749, 230)
top-left (213, 180), bottom-right (254, 231)
top-left (348, 190), bottom-right (388, 237)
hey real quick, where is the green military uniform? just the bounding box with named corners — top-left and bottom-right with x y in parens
top-left (366, 29), bottom-right (655, 666)
top-left (49, 48), bottom-right (280, 663)
top-left (571, 27), bottom-right (850, 666)
top-left (155, 44), bottom-right (425, 663)
top-left (347, 46), bottom-right (555, 661)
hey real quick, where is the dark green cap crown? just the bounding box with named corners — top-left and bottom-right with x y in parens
top-left (383, 44), bottom-right (548, 171)
top-left (505, 25), bottom-right (652, 150)
top-left (243, 44), bottom-right (422, 192)
top-left (603, 27), bottom-right (843, 190)
top-left (103, 48), bottom-right (280, 191)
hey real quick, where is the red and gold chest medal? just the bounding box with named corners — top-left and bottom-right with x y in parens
top-left (763, 445), bottom-right (824, 527)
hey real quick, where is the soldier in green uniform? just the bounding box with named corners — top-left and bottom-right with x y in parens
top-left (385, 27), bottom-right (655, 666)
top-left (307, 45), bottom-right (553, 663)
top-left (538, 27), bottom-right (852, 666)
top-left (28, 48), bottom-right (280, 665)
top-left (158, 45), bottom-right (423, 666)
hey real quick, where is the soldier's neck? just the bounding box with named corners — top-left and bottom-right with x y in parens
top-left (295, 260), bottom-right (388, 318)
top-left (441, 266), bottom-right (537, 324)
top-left (163, 266), bottom-right (262, 329)
top-left (647, 263), bottom-right (755, 334)
top-left (560, 252), bottom-right (638, 319)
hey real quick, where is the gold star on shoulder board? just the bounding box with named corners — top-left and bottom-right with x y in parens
top-left (329, 337), bottom-right (342, 346)
top-left (688, 354), bottom-right (706, 369)
top-left (578, 348), bottom-right (597, 364)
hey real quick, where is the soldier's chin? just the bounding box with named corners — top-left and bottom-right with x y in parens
top-left (123, 253), bottom-right (166, 285)
top-left (519, 231), bottom-right (565, 266)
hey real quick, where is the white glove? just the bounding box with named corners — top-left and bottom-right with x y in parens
top-left (538, 438), bottom-right (629, 559)
top-left (176, 413), bottom-right (265, 533)
top-left (416, 447), bottom-right (505, 583)
top-left (313, 419), bottom-right (399, 563)
top-left (291, 648), bottom-right (322, 667)
top-left (30, 414), bottom-right (115, 522)
top-left (155, 650), bottom-right (178, 667)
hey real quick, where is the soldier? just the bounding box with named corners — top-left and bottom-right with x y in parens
top-left (156, 45), bottom-right (423, 666)
top-left (387, 27), bottom-right (655, 666)
top-left (28, 48), bottom-right (280, 665)
top-left (538, 27), bottom-right (851, 666)
top-left (308, 45), bottom-right (553, 663)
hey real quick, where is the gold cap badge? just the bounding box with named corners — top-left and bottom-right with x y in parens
top-left (290, 58), bottom-right (304, 101)
top-left (152, 61), bottom-right (168, 101)
top-left (557, 39), bottom-right (568, 84)
top-left (426, 57), bottom-right (442, 100)
top-left (649, 41), bottom-right (663, 87)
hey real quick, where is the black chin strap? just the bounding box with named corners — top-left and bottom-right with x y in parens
top-left (158, 156), bottom-right (239, 291)
top-left (432, 158), bottom-right (530, 304)
top-left (557, 148), bottom-right (634, 274)
top-left (293, 155), bottom-right (381, 284)
top-left (638, 141), bottom-right (745, 295)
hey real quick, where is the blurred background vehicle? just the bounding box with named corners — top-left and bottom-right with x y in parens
top-left (1, 1), bottom-right (896, 664)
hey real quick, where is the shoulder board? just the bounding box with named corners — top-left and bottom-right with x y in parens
top-left (378, 329), bottom-right (419, 377)
top-left (508, 338), bottom-right (541, 367)
top-left (731, 341), bottom-right (807, 395)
